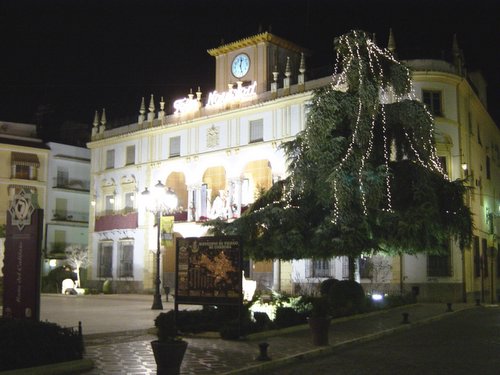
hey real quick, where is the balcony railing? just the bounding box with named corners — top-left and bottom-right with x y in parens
top-left (52, 210), bottom-right (89, 223)
top-left (53, 178), bottom-right (90, 192)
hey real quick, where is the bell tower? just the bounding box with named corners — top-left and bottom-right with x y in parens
top-left (207, 32), bottom-right (308, 95)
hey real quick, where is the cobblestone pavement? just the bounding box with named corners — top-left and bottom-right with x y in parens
top-left (79, 302), bottom-right (476, 375)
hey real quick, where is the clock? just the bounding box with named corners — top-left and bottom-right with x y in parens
top-left (231, 53), bottom-right (250, 78)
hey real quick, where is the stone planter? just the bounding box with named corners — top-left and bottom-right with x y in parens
top-left (151, 339), bottom-right (188, 375)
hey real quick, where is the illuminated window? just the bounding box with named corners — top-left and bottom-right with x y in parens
top-left (105, 195), bottom-right (115, 215)
top-left (98, 242), bottom-right (113, 278)
top-left (124, 192), bottom-right (135, 213)
top-left (126, 145), bottom-right (135, 165)
top-left (170, 136), bottom-right (180, 157)
top-left (106, 149), bottom-right (115, 169)
top-left (57, 168), bottom-right (69, 187)
top-left (427, 243), bottom-right (451, 277)
top-left (11, 152), bottom-right (39, 180)
top-left (249, 119), bottom-right (263, 143)
top-left (422, 90), bottom-right (442, 116)
top-left (119, 242), bottom-right (134, 278)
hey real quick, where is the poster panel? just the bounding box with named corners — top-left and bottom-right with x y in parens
top-left (2, 208), bottom-right (43, 320)
top-left (175, 236), bottom-right (242, 305)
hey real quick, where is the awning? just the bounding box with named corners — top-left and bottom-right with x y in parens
top-left (11, 152), bottom-right (40, 167)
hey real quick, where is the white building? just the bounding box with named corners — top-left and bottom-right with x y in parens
top-left (43, 142), bottom-right (90, 274)
top-left (86, 32), bottom-right (500, 302)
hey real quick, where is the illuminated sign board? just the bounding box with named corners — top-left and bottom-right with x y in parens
top-left (206, 81), bottom-right (257, 109)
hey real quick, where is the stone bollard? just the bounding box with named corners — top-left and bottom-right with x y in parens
top-left (402, 312), bottom-right (410, 324)
top-left (446, 302), bottom-right (453, 312)
top-left (256, 342), bottom-right (271, 361)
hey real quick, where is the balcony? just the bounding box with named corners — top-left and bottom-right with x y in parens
top-left (52, 210), bottom-right (89, 223)
top-left (53, 178), bottom-right (90, 192)
top-left (95, 211), bottom-right (139, 232)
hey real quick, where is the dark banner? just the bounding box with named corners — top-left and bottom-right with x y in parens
top-left (175, 236), bottom-right (242, 305)
top-left (2, 209), bottom-right (43, 320)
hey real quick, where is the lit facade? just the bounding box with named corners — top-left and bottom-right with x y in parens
top-left (0, 122), bottom-right (49, 277)
top-left (43, 142), bottom-right (90, 274)
top-left (86, 32), bottom-right (499, 302)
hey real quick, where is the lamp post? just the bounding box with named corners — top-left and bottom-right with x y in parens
top-left (142, 180), bottom-right (178, 310)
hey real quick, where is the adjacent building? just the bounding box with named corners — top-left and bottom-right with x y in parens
top-left (86, 32), bottom-right (500, 302)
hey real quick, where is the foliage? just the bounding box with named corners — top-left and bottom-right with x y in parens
top-left (0, 224), bottom-right (5, 237)
top-left (154, 311), bottom-right (180, 342)
top-left (41, 266), bottom-right (77, 293)
top-left (323, 280), bottom-right (366, 316)
top-left (0, 318), bottom-right (83, 371)
top-left (274, 306), bottom-right (308, 328)
top-left (208, 29), bottom-right (472, 264)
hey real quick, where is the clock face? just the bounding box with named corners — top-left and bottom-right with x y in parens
top-left (231, 53), bottom-right (250, 78)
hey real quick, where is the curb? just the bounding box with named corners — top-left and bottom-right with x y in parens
top-left (221, 305), bottom-right (476, 375)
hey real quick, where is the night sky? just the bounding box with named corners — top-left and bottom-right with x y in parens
top-left (1, 0), bottom-right (499, 142)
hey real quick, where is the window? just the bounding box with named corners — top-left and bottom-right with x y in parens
top-left (118, 242), bottom-right (134, 277)
top-left (474, 236), bottom-right (480, 277)
top-left (11, 152), bottom-right (39, 180)
top-left (482, 238), bottom-right (488, 277)
top-left (57, 168), bottom-right (69, 187)
top-left (169, 136), bottom-right (180, 157)
top-left (105, 195), bottom-right (115, 215)
top-left (98, 242), bottom-right (113, 278)
top-left (312, 259), bottom-right (331, 278)
top-left (124, 192), bottom-right (135, 213)
top-left (55, 198), bottom-right (68, 219)
top-left (249, 119), bottom-right (264, 143)
top-left (106, 149), bottom-right (115, 169)
top-left (126, 145), bottom-right (135, 165)
top-left (341, 256), bottom-right (349, 279)
top-left (486, 156), bottom-right (491, 179)
top-left (428, 243), bottom-right (452, 277)
top-left (422, 90), bottom-right (442, 116)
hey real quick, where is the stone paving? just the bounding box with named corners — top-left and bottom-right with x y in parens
top-left (78, 302), bottom-right (475, 375)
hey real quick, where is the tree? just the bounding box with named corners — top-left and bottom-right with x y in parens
top-left (209, 30), bottom-right (472, 272)
top-left (64, 245), bottom-right (90, 288)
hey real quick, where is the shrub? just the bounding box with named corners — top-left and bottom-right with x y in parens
top-left (0, 318), bottom-right (84, 371)
top-left (41, 266), bottom-right (77, 293)
top-left (324, 280), bottom-right (366, 316)
top-left (320, 278), bottom-right (339, 296)
top-left (274, 306), bottom-right (307, 328)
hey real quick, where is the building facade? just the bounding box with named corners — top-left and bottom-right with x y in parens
top-left (43, 142), bottom-right (90, 274)
top-left (86, 32), bottom-right (500, 302)
top-left (0, 122), bottom-right (49, 277)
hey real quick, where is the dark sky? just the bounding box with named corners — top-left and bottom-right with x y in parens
top-left (1, 0), bottom-right (499, 137)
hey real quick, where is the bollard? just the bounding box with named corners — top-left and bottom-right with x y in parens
top-left (78, 321), bottom-right (83, 336)
top-left (401, 312), bottom-right (410, 324)
top-left (256, 342), bottom-right (271, 361)
top-left (476, 298), bottom-right (481, 307)
top-left (446, 302), bottom-right (453, 312)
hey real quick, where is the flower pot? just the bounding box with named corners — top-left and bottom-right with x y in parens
top-left (308, 316), bottom-right (331, 346)
top-left (151, 339), bottom-right (188, 375)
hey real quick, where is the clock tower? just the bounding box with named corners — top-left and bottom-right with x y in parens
top-left (207, 32), bottom-right (308, 95)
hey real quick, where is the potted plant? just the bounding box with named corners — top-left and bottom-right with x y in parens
top-left (307, 296), bottom-right (332, 346)
top-left (151, 310), bottom-right (188, 375)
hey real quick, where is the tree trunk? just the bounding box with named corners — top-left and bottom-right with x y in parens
top-left (348, 256), bottom-right (356, 281)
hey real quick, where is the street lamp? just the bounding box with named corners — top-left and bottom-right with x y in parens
top-left (142, 180), bottom-right (178, 310)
